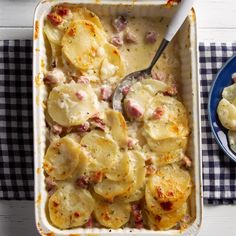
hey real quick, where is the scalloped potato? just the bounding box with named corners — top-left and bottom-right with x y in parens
top-left (48, 184), bottom-right (95, 229)
top-left (44, 136), bottom-right (80, 180)
top-left (43, 4), bottom-right (192, 231)
top-left (47, 81), bottom-right (99, 127)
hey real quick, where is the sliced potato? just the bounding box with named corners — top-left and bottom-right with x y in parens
top-left (154, 149), bottom-right (185, 167)
top-left (120, 151), bottom-right (146, 201)
top-left (228, 130), bottom-right (236, 153)
top-left (124, 79), bottom-right (168, 119)
top-left (146, 203), bottom-right (187, 230)
top-left (105, 109), bottom-right (128, 147)
top-left (62, 20), bottom-right (106, 70)
top-left (48, 184), bottom-right (95, 229)
top-left (146, 135), bottom-right (188, 155)
top-left (94, 178), bottom-right (133, 201)
top-left (145, 164), bottom-right (191, 215)
top-left (120, 187), bottom-right (145, 203)
top-left (44, 136), bottom-right (80, 180)
top-left (44, 20), bottom-right (63, 46)
top-left (47, 82), bottom-right (99, 127)
top-left (105, 151), bottom-right (130, 181)
top-left (222, 83), bottom-right (236, 103)
top-left (94, 198), bottom-right (131, 229)
top-left (94, 151), bottom-right (136, 201)
top-left (100, 43), bottom-right (125, 83)
top-left (80, 130), bottom-right (119, 172)
top-left (217, 98), bottom-right (236, 130)
top-left (70, 6), bottom-right (104, 31)
top-left (143, 94), bottom-right (189, 140)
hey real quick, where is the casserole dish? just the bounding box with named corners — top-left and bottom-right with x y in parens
top-left (33, 0), bottom-right (202, 235)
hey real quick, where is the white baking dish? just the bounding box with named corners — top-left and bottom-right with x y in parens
top-left (33, 0), bottom-right (202, 235)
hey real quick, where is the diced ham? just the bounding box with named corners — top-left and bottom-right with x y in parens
top-left (145, 31), bottom-right (157, 44)
top-left (110, 35), bottom-right (123, 47)
top-left (181, 155), bottom-right (192, 168)
top-left (76, 122), bottom-right (90, 133)
top-left (75, 175), bottom-right (90, 189)
top-left (75, 91), bottom-right (87, 100)
top-left (156, 186), bottom-right (164, 198)
top-left (127, 137), bottom-right (138, 149)
top-left (43, 68), bottom-right (66, 85)
top-left (125, 100), bottom-right (144, 119)
top-left (77, 76), bottom-right (89, 84)
top-left (146, 164), bottom-right (156, 176)
top-left (165, 84), bottom-right (178, 96)
top-left (45, 177), bottom-right (57, 196)
top-left (124, 30), bottom-right (137, 44)
top-left (47, 13), bottom-right (63, 26)
top-left (232, 72), bottom-right (236, 83)
top-left (131, 204), bottom-right (144, 229)
top-left (56, 6), bottom-right (71, 17)
top-left (182, 214), bottom-right (191, 223)
top-left (89, 116), bottom-right (105, 131)
top-left (145, 158), bottom-right (153, 166)
top-left (152, 106), bottom-right (165, 120)
top-left (100, 86), bottom-right (112, 101)
top-left (151, 70), bottom-right (167, 81)
top-left (121, 85), bottom-right (130, 96)
top-left (160, 201), bottom-right (173, 211)
top-left (51, 124), bottom-right (63, 135)
top-left (90, 171), bottom-right (104, 184)
top-left (86, 217), bottom-right (93, 228)
top-left (112, 15), bottom-right (128, 32)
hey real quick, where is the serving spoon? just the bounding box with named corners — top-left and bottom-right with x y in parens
top-left (112, 0), bottom-right (195, 112)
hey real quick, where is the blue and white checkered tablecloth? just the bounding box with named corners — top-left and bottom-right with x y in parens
top-left (199, 43), bottom-right (236, 204)
top-left (0, 40), bottom-right (236, 204)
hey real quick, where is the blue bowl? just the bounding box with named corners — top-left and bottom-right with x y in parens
top-left (208, 55), bottom-right (236, 162)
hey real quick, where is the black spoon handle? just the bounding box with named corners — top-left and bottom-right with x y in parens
top-left (147, 39), bottom-right (169, 72)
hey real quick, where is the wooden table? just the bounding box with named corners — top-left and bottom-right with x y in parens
top-left (0, 0), bottom-right (236, 235)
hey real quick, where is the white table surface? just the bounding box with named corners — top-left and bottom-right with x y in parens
top-left (0, 0), bottom-right (236, 235)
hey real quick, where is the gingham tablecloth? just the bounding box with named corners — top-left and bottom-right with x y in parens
top-left (200, 43), bottom-right (236, 204)
top-left (0, 40), bottom-right (236, 204)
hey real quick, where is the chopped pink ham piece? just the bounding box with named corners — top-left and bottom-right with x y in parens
top-left (86, 217), bottom-right (93, 228)
top-left (45, 176), bottom-right (57, 196)
top-left (126, 100), bottom-right (144, 119)
top-left (77, 76), bottom-right (89, 84)
top-left (77, 122), bottom-right (90, 132)
top-left (89, 116), bottom-right (105, 131)
top-left (152, 106), bottom-right (165, 120)
top-left (112, 15), bottom-right (128, 32)
top-left (151, 70), bottom-right (167, 81)
top-left (131, 204), bottom-right (144, 229)
top-left (165, 84), bottom-right (178, 96)
top-left (89, 171), bottom-right (104, 184)
top-left (56, 6), bottom-right (71, 17)
top-left (75, 91), bottom-right (86, 100)
top-left (75, 175), bottom-right (90, 189)
top-left (181, 155), bottom-right (192, 168)
top-left (100, 86), bottom-right (112, 101)
top-left (43, 68), bottom-right (65, 85)
top-left (47, 13), bottom-right (62, 26)
top-left (121, 85), bottom-right (130, 96)
top-left (51, 124), bottom-right (63, 135)
top-left (146, 164), bottom-right (156, 176)
top-left (145, 31), bottom-right (157, 44)
top-left (110, 35), bottom-right (123, 47)
top-left (124, 31), bottom-right (137, 44)
top-left (127, 137), bottom-right (138, 149)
